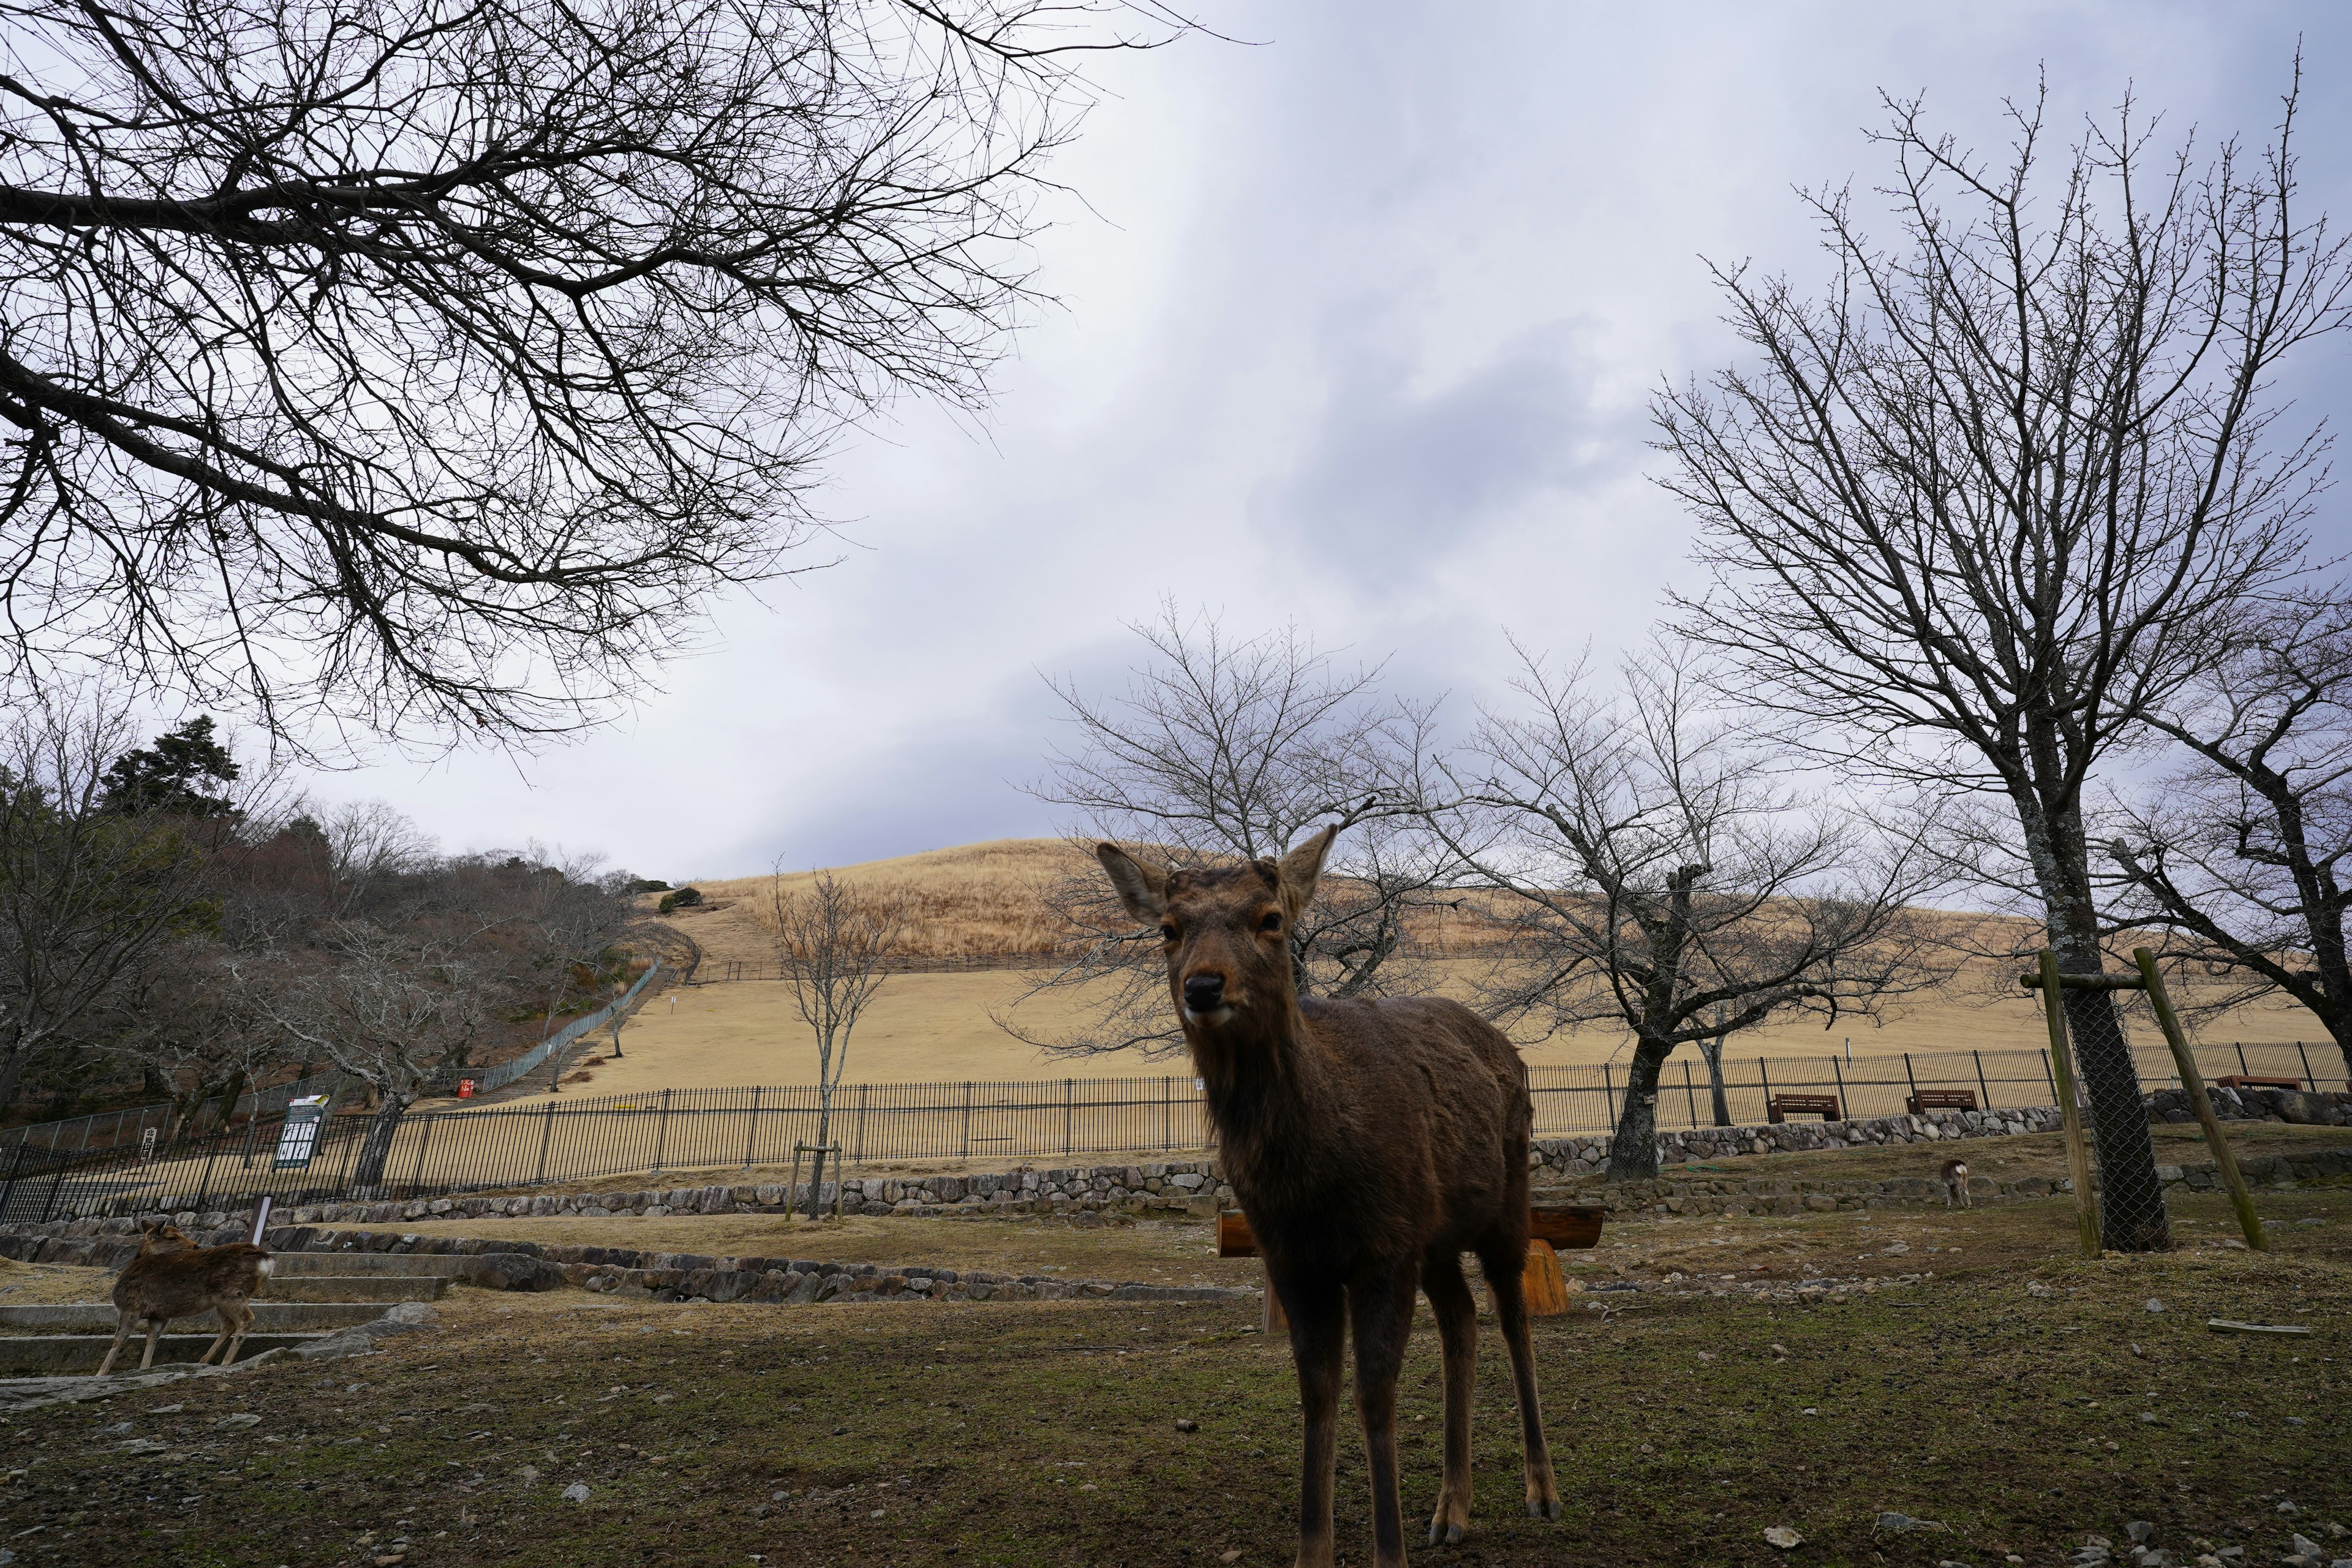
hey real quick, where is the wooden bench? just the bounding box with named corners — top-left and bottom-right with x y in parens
top-left (1766, 1093), bottom-right (1842, 1123)
top-left (1905, 1088), bottom-right (1979, 1116)
top-left (1219, 1205), bottom-right (1605, 1330)
top-left (2215, 1075), bottom-right (2302, 1093)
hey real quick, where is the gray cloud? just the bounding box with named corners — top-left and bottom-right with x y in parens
top-left (309, 2), bottom-right (2352, 875)
top-left (1246, 320), bottom-right (1631, 584)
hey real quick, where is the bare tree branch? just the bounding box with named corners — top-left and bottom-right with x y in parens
top-left (0, 0), bottom-right (1184, 747)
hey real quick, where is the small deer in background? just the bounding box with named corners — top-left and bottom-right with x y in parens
top-left (94, 1221), bottom-right (273, 1376)
top-left (1940, 1157), bottom-right (1972, 1208)
top-left (1098, 826), bottom-right (1556, 1568)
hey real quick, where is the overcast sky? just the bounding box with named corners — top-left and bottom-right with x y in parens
top-left (314, 1), bottom-right (2352, 881)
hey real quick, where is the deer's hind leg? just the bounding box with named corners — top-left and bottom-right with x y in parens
top-left (1420, 1251), bottom-right (1479, 1546)
top-left (94, 1313), bottom-right (136, 1378)
top-left (137, 1318), bottom-right (164, 1371)
top-left (1477, 1239), bottom-right (1559, 1522)
top-left (208, 1297), bottom-right (254, 1366)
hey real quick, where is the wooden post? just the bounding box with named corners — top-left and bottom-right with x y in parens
top-left (1521, 1238), bottom-right (1569, 1316)
top-left (2037, 950), bottom-right (2102, 1259)
top-left (2132, 948), bottom-right (2266, 1252)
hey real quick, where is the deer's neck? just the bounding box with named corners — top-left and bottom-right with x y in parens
top-left (1186, 995), bottom-right (1336, 1175)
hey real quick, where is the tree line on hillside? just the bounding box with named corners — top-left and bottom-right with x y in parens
top-left (0, 695), bottom-right (657, 1181)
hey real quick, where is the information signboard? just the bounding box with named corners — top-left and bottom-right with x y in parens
top-left (273, 1096), bottom-right (328, 1170)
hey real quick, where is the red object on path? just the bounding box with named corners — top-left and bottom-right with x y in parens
top-left (458, 1079), bottom-right (475, 1099)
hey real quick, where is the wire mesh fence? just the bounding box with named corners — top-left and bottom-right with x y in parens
top-left (0, 1040), bottom-right (2333, 1228)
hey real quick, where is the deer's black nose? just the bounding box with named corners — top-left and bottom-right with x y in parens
top-left (1183, 974), bottom-right (1226, 1012)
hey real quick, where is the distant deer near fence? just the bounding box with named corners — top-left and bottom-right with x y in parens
top-left (94, 1221), bottom-right (273, 1376)
top-left (1097, 826), bottom-right (1557, 1568)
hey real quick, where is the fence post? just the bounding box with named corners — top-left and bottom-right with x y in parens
top-left (409, 1115), bottom-right (435, 1196)
top-left (1973, 1050), bottom-right (1992, 1110)
top-left (535, 1100), bottom-right (556, 1186)
top-left (1830, 1055), bottom-right (1847, 1120)
top-left (854, 1082), bottom-right (870, 1164)
top-left (2041, 1047), bottom-right (2058, 1102)
top-left (1163, 1077), bottom-right (1173, 1151)
top-left (40, 1152), bottom-right (74, 1225)
top-left (1756, 1057), bottom-right (1770, 1116)
top-left (0, 1140), bottom-right (24, 1223)
top-left (1064, 1079), bottom-right (1075, 1156)
top-left (1682, 1061), bottom-right (1697, 1128)
top-left (1901, 1054), bottom-right (1920, 1116)
top-left (962, 1082), bottom-right (973, 1161)
top-left (2296, 1041), bottom-right (2315, 1091)
top-left (652, 1088), bottom-right (672, 1174)
top-left (2236, 1042), bottom-right (2249, 1079)
top-left (744, 1087), bottom-right (762, 1169)
top-left (1600, 1064), bottom-right (1616, 1129)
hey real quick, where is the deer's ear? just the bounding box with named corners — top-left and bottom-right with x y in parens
top-left (1096, 844), bottom-right (1169, 924)
top-left (1276, 825), bottom-right (1338, 916)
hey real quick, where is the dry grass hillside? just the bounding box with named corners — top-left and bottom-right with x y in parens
top-left (657, 839), bottom-right (1085, 967)
top-left (541, 839), bottom-right (2345, 1095)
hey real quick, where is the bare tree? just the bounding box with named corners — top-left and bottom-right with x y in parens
top-left (2105, 586), bottom-right (2352, 1079)
top-left (1654, 78), bottom-right (2352, 1248)
top-left (0, 0), bottom-right (1186, 745)
top-left (103, 937), bottom-right (290, 1140)
top-left (1009, 605), bottom-right (1459, 1055)
top-left (769, 867), bottom-right (905, 1218)
top-left (0, 690), bottom-right (244, 1114)
top-left (242, 920), bottom-right (501, 1193)
top-left (1429, 644), bottom-right (1945, 1181)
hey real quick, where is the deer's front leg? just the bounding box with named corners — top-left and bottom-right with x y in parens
top-left (1276, 1263), bottom-right (1345, 1568)
top-left (1349, 1263), bottom-right (1419, 1568)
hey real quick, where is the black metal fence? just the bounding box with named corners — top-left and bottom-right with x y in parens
top-left (1, 1041), bottom-right (2336, 1228)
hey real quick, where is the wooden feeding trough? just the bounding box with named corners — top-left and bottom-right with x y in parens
top-left (1218, 1205), bottom-right (1606, 1332)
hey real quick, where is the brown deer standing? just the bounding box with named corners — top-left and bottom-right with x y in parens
top-left (1098, 826), bottom-right (1556, 1568)
top-left (94, 1221), bottom-right (274, 1376)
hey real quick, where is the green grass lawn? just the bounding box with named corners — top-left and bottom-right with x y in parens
top-left (2, 1191), bottom-right (2344, 1568)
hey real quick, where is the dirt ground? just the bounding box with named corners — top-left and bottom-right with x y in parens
top-left (1, 1183), bottom-right (2345, 1568)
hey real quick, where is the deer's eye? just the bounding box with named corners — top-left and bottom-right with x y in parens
top-left (1259, 912), bottom-right (1283, 933)
top-left (1159, 923), bottom-right (1179, 942)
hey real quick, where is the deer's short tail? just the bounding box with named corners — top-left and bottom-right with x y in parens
top-left (255, 1257), bottom-right (274, 1277)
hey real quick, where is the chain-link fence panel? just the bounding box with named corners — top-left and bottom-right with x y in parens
top-left (2062, 986), bottom-right (2171, 1252)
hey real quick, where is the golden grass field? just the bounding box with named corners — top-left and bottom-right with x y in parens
top-left (469, 840), bottom-right (2335, 1101)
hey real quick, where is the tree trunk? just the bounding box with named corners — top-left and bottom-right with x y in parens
top-left (350, 1093), bottom-right (412, 1195)
top-left (208, 1070), bottom-right (249, 1135)
top-left (1604, 1038), bottom-right (1675, 1182)
top-left (0, 1049), bottom-right (29, 1123)
top-left (1702, 1035), bottom-right (1732, 1127)
top-left (804, 1095), bottom-right (833, 1222)
top-left (2021, 790), bottom-right (2171, 1251)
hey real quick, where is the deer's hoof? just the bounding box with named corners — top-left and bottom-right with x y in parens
top-left (1427, 1521), bottom-right (1465, 1547)
top-left (1526, 1496), bottom-right (1561, 1521)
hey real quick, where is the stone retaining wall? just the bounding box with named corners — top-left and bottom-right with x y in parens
top-left (0, 1226), bottom-right (1248, 1308)
top-left (1540, 1147), bottom-right (2352, 1219)
top-left (1531, 1104), bottom-right (2071, 1177)
top-left (55, 1093), bottom-right (2350, 1234)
